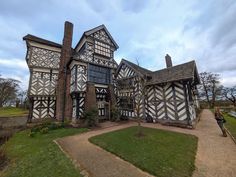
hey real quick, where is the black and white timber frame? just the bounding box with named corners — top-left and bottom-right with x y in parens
top-left (24, 35), bottom-right (61, 120)
top-left (24, 23), bottom-right (200, 128)
top-left (116, 59), bottom-right (200, 126)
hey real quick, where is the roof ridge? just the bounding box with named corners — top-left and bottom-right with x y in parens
top-left (84, 24), bottom-right (105, 34)
top-left (121, 58), bottom-right (152, 73)
top-left (153, 60), bottom-right (195, 73)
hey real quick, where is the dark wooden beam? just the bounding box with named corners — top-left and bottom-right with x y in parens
top-left (183, 82), bottom-right (190, 125)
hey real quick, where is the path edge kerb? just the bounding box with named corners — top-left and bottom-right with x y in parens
top-left (225, 128), bottom-right (236, 144)
top-left (53, 139), bottom-right (91, 177)
top-left (54, 123), bottom-right (155, 177)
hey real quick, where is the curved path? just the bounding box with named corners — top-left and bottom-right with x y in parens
top-left (56, 110), bottom-right (236, 177)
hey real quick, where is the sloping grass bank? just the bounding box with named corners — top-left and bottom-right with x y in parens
top-left (1, 128), bottom-right (88, 177)
top-left (223, 114), bottom-right (236, 139)
top-left (0, 107), bottom-right (28, 117)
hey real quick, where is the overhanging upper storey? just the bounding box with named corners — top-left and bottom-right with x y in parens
top-left (23, 34), bottom-right (62, 69)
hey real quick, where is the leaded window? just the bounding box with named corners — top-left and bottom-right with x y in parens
top-left (120, 97), bottom-right (134, 110)
top-left (94, 40), bottom-right (111, 57)
top-left (88, 64), bottom-right (110, 84)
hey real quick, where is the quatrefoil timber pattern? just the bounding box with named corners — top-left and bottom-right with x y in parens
top-left (32, 97), bottom-right (56, 119)
top-left (30, 71), bottom-right (58, 96)
top-left (145, 82), bottom-right (188, 121)
top-left (29, 47), bottom-right (60, 68)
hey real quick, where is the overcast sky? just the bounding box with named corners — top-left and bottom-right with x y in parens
top-left (0, 0), bottom-right (236, 89)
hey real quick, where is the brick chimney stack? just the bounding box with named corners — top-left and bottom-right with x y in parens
top-left (56, 21), bottom-right (73, 121)
top-left (165, 54), bottom-right (172, 68)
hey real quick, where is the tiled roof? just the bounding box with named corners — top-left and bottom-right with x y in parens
top-left (121, 59), bottom-right (152, 75)
top-left (119, 59), bottom-right (200, 85)
top-left (23, 34), bottom-right (62, 48)
top-left (147, 60), bottom-right (199, 85)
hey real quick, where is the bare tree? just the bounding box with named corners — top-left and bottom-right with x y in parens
top-left (134, 76), bottom-right (147, 136)
top-left (0, 75), bottom-right (20, 107)
top-left (133, 59), bottom-right (147, 136)
top-left (17, 89), bottom-right (28, 108)
top-left (222, 86), bottom-right (236, 107)
top-left (199, 72), bottom-right (222, 108)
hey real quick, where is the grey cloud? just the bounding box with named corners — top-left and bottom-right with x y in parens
top-left (182, 0), bottom-right (236, 77)
top-left (210, 4), bottom-right (236, 49)
top-left (0, 0), bottom-right (52, 19)
top-left (120, 0), bottom-right (151, 13)
top-left (183, 0), bottom-right (235, 35)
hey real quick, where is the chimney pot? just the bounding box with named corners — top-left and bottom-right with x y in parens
top-left (165, 54), bottom-right (172, 68)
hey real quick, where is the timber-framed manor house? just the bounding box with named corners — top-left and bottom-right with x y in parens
top-left (23, 21), bottom-right (200, 128)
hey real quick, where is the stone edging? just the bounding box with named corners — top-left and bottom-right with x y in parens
top-left (53, 139), bottom-right (91, 177)
top-left (225, 128), bottom-right (236, 145)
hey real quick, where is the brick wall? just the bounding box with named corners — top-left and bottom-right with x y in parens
top-left (56, 21), bottom-right (73, 121)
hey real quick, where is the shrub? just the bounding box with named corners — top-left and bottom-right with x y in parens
top-left (83, 107), bottom-right (98, 127)
top-left (120, 114), bottom-right (128, 120)
top-left (28, 131), bottom-right (36, 137)
top-left (40, 127), bottom-right (49, 134)
top-left (110, 106), bottom-right (120, 121)
top-left (48, 122), bottom-right (60, 130)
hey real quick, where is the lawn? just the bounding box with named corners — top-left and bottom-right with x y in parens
top-left (89, 126), bottom-right (198, 177)
top-left (223, 113), bottom-right (236, 139)
top-left (1, 128), bottom-right (88, 177)
top-left (0, 107), bottom-right (28, 117)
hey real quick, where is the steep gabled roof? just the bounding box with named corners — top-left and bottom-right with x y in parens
top-left (75, 24), bottom-right (119, 50)
top-left (116, 59), bottom-right (200, 85)
top-left (116, 59), bottom-right (152, 78)
top-left (147, 60), bottom-right (200, 85)
top-left (23, 34), bottom-right (62, 48)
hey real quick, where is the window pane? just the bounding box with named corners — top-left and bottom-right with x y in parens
top-left (89, 64), bottom-right (110, 84)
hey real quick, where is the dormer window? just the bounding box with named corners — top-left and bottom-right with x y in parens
top-left (95, 40), bottom-right (111, 57)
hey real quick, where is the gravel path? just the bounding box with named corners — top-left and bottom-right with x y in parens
top-left (56, 122), bottom-right (153, 177)
top-left (144, 109), bottom-right (236, 177)
top-left (56, 109), bottom-right (236, 177)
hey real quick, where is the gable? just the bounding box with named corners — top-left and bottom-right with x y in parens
top-left (74, 25), bottom-right (119, 54)
top-left (117, 63), bottom-right (136, 79)
top-left (116, 59), bottom-right (152, 80)
top-left (92, 29), bottom-right (113, 47)
top-left (84, 25), bottom-right (119, 49)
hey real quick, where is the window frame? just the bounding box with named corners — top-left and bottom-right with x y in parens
top-left (88, 64), bottom-right (111, 84)
top-left (94, 40), bottom-right (111, 57)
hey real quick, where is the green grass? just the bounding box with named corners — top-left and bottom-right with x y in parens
top-left (0, 107), bottom-right (28, 117)
top-left (1, 128), bottom-right (88, 177)
top-left (89, 126), bottom-right (198, 177)
top-left (223, 114), bottom-right (236, 139)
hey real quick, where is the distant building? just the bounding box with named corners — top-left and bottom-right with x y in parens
top-left (23, 21), bottom-right (200, 128)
